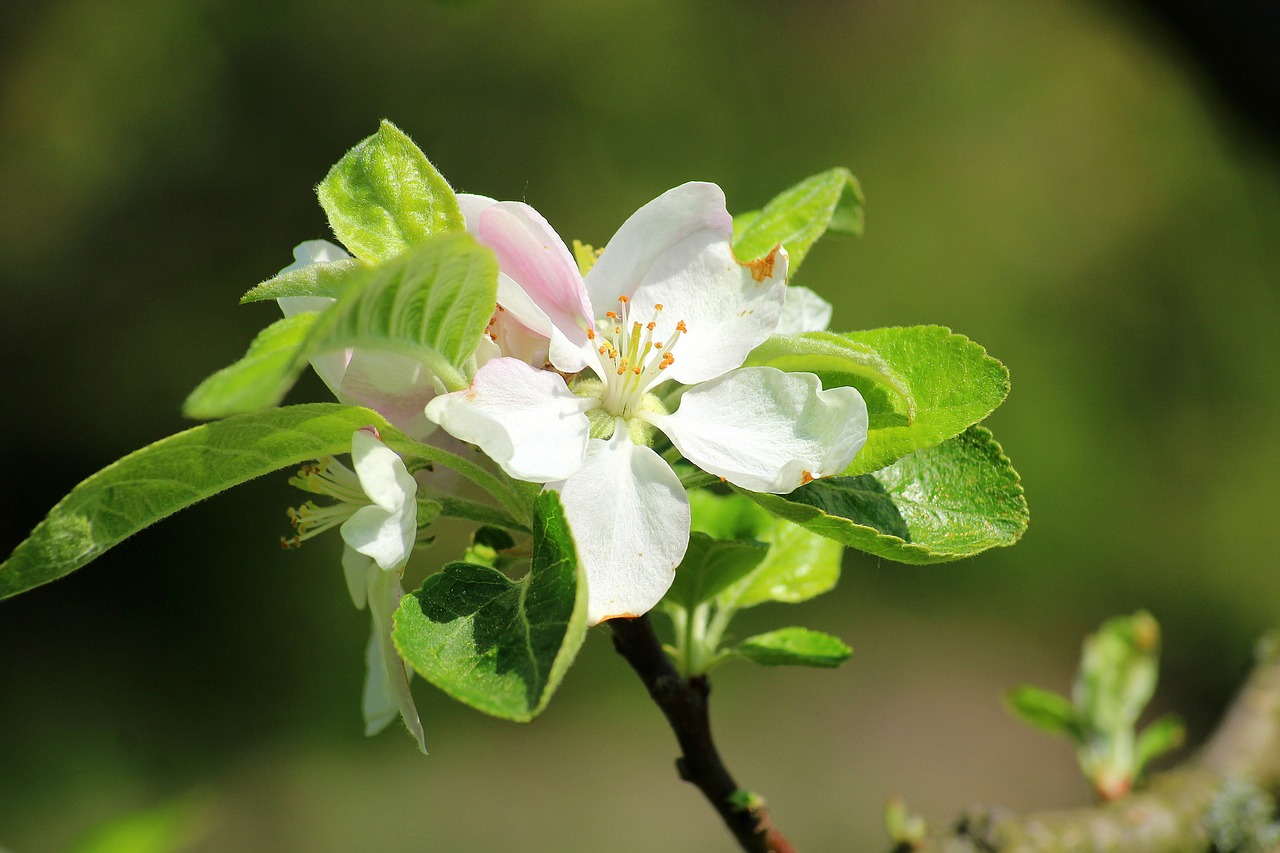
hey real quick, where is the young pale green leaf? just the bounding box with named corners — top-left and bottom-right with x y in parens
top-left (665, 532), bottom-right (768, 611)
top-left (0, 404), bottom-right (420, 601)
top-left (1006, 686), bottom-right (1083, 740)
top-left (184, 313), bottom-right (319, 419)
top-left (240, 257), bottom-right (365, 304)
top-left (733, 627), bottom-right (852, 668)
top-left (1135, 713), bottom-right (1186, 773)
top-left (317, 119), bottom-right (465, 262)
top-left (393, 492), bottom-right (586, 722)
top-left (732, 167), bottom-right (864, 272)
top-left (688, 490), bottom-right (844, 609)
top-left (743, 425), bottom-right (1028, 564)
top-left (183, 232), bottom-right (499, 418)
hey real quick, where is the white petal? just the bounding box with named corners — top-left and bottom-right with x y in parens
top-left (775, 286), bottom-right (833, 334)
top-left (361, 624), bottom-right (397, 734)
top-left (351, 428), bottom-right (418, 513)
top-left (456, 193), bottom-right (498, 233)
top-left (339, 351), bottom-right (439, 441)
top-left (277, 240), bottom-right (355, 397)
top-left (550, 424), bottom-right (689, 625)
top-left (585, 182), bottom-right (733, 311)
top-left (341, 546), bottom-right (371, 610)
top-left (424, 358), bottom-right (592, 483)
top-left (647, 367), bottom-right (868, 493)
top-left (627, 238), bottom-right (788, 386)
top-left (364, 565), bottom-right (426, 753)
top-left (342, 504), bottom-right (414, 571)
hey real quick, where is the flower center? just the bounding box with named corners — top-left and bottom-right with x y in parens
top-left (590, 295), bottom-right (686, 419)
top-left (280, 458), bottom-right (369, 548)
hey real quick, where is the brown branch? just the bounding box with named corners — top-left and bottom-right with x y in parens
top-left (610, 614), bottom-right (797, 853)
top-left (905, 632), bottom-right (1280, 853)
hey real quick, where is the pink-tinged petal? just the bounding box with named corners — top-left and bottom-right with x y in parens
top-left (585, 182), bottom-right (733, 310)
top-left (646, 367), bottom-right (868, 493)
top-left (478, 202), bottom-right (593, 340)
top-left (339, 350), bottom-right (440, 441)
top-left (549, 424), bottom-right (689, 625)
top-left (775, 285), bottom-right (833, 334)
top-left (456, 193), bottom-right (498, 233)
top-left (424, 357), bottom-right (593, 483)
top-left (626, 239), bottom-right (788, 386)
top-left (364, 565), bottom-right (426, 753)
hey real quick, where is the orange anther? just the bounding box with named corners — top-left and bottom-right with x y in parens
top-left (676, 320), bottom-right (688, 333)
top-left (605, 311), bottom-right (618, 320)
top-left (618, 295), bottom-right (629, 304)
top-left (654, 303), bottom-right (663, 311)
top-left (587, 328), bottom-right (596, 340)
top-left (646, 322), bottom-right (655, 331)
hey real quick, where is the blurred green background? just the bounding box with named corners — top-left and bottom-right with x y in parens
top-left (2, 0), bottom-right (1278, 850)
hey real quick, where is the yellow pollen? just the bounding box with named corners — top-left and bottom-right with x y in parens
top-left (587, 328), bottom-right (596, 340)
top-left (676, 320), bottom-right (688, 333)
top-left (617, 295), bottom-right (629, 304)
top-left (646, 321), bottom-right (655, 331)
top-left (654, 342), bottom-right (663, 349)
top-left (605, 311), bottom-right (618, 320)
top-left (654, 303), bottom-right (663, 310)
top-left (632, 366), bottom-right (642, 375)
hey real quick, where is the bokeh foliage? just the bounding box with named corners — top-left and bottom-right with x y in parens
top-left (1, 0), bottom-right (1277, 850)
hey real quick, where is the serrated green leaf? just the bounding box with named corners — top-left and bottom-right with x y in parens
top-left (688, 490), bottom-right (843, 608)
top-left (0, 404), bottom-right (426, 601)
top-left (840, 326), bottom-right (1009, 475)
top-left (1006, 686), bottom-right (1082, 740)
top-left (184, 313), bottom-right (319, 419)
top-left (183, 231), bottom-right (498, 419)
top-left (240, 257), bottom-right (365, 304)
top-left (393, 492), bottom-right (586, 721)
top-left (665, 532), bottom-right (768, 610)
top-left (732, 167), bottom-right (864, 272)
top-left (744, 425), bottom-right (1027, 563)
top-left (734, 627), bottom-right (852, 668)
top-left (317, 120), bottom-right (465, 262)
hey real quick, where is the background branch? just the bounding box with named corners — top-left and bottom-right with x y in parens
top-left (905, 632), bottom-right (1280, 853)
top-left (610, 614), bottom-right (797, 853)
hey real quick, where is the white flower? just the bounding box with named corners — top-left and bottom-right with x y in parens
top-left (426, 183), bottom-right (869, 625)
top-left (287, 426), bottom-right (426, 753)
top-left (774, 285), bottom-right (833, 334)
top-left (277, 241), bottom-right (440, 440)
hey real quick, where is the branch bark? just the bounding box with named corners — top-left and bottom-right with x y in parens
top-left (906, 632), bottom-right (1280, 853)
top-left (610, 614), bottom-right (798, 853)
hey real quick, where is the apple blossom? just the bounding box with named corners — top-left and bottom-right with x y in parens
top-left (285, 426), bottom-right (426, 753)
top-left (426, 183), bottom-right (869, 624)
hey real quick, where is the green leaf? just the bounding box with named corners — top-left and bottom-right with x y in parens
top-left (393, 492), bottom-right (587, 721)
top-left (744, 425), bottom-right (1028, 563)
top-left (665, 532), bottom-right (768, 610)
top-left (317, 119), bottom-right (465, 262)
top-left (184, 313), bottom-right (319, 419)
top-left (0, 404), bottom-right (420, 601)
top-left (1006, 686), bottom-right (1082, 740)
top-left (1135, 713), bottom-right (1185, 773)
top-left (67, 793), bottom-right (209, 853)
top-left (688, 490), bottom-right (844, 608)
top-left (183, 231), bottom-right (499, 418)
top-left (240, 257), bottom-right (365, 304)
top-left (732, 167), bottom-right (864, 272)
top-left (733, 627), bottom-right (852, 668)
top-left (750, 326), bottom-right (1009, 476)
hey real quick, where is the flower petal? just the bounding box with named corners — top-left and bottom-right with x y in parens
top-left (276, 240), bottom-right (354, 396)
top-left (424, 357), bottom-right (593, 482)
top-left (478, 202), bottom-right (593, 372)
top-left (351, 428), bottom-right (418, 513)
top-left (626, 238), bottom-right (788, 386)
top-left (585, 182), bottom-right (733, 311)
top-left (456, 193), bottom-right (497, 232)
top-left (341, 545), bottom-right (371, 610)
top-left (339, 350), bottom-right (440, 441)
top-left (364, 564), bottom-right (426, 753)
top-left (549, 424), bottom-right (689, 624)
top-left (646, 366), bottom-right (868, 493)
top-left (775, 285), bottom-right (833, 334)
